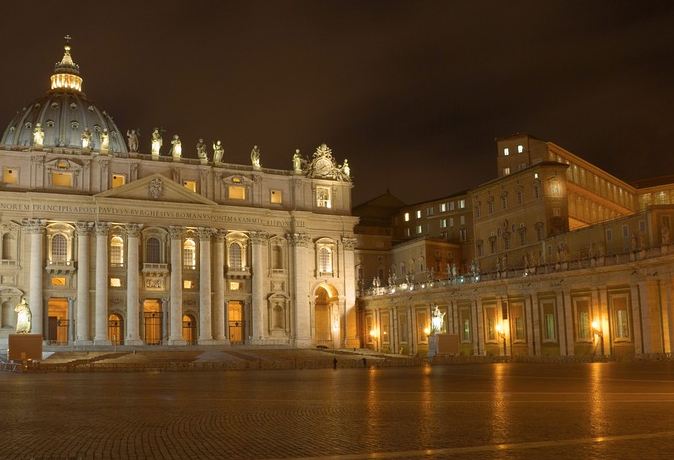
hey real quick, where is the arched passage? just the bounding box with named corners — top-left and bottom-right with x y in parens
top-left (314, 284), bottom-right (340, 348)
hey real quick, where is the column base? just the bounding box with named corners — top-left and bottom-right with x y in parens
top-left (74, 339), bottom-right (94, 346)
top-left (197, 338), bottom-right (217, 345)
top-left (93, 339), bottom-right (112, 346)
top-left (124, 338), bottom-right (144, 346)
top-left (214, 338), bottom-right (231, 345)
top-left (168, 339), bottom-right (187, 346)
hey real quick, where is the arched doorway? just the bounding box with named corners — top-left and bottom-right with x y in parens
top-left (314, 284), bottom-right (339, 348)
top-left (108, 314), bottom-right (123, 345)
top-left (182, 314), bottom-right (196, 345)
top-left (143, 299), bottom-right (162, 345)
top-left (228, 301), bottom-right (245, 344)
top-left (47, 297), bottom-right (69, 345)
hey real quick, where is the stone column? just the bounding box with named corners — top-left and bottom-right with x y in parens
top-left (75, 221), bottom-right (93, 344)
top-left (250, 231), bottom-right (269, 344)
top-left (213, 230), bottom-right (228, 343)
top-left (125, 223), bottom-right (143, 345)
top-left (290, 232), bottom-right (312, 347)
top-left (168, 226), bottom-right (185, 345)
top-left (561, 290), bottom-right (573, 356)
top-left (94, 222), bottom-right (111, 345)
top-left (341, 236), bottom-right (357, 348)
top-left (198, 227), bottom-right (214, 344)
top-left (24, 219), bottom-right (46, 337)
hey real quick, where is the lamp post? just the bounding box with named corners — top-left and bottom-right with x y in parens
top-left (591, 320), bottom-right (604, 356)
top-left (495, 323), bottom-right (506, 356)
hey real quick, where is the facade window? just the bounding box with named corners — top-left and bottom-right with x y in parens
top-left (511, 304), bottom-right (525, 341)
top-left (503, 148), bottom-right (510, 156)
top-left (488, 201), bottom-right (494, 214)
top-left (519, 231), bottom-right (526, 246)
top-left (316, 187), bottom-right (331, 208)
top-left (449, 217), bottom-right (454, 227)
top-left (404, 212), bottom-right (410, 222)
top-left (501, 195), bottom-right (507, 210)
top-left (52, 172), bottom-right (73, 187)
top-left (519, 163), bottom-right (527, 170)
top-left (622, 225), bottom-right (629, 238)
top-left (517, 144), bottom-right (524, 153)
top-left (426, 206), bottom-right (434, 216)
top-left (110, 236), bottom-right (124, 265)
top-left (534, 186), bottom-right (540, 199)
top-left (51, 234), bottom-right (68, 263)
top-left (318, 247), bottom-right (332, 274)
top-left (439, 203), bottom-right (446, 212)
top-left (2, 167), bottom-right (18, 184)
top-left (2, 233), bottom-right (17, 260)
top-left (228, 242), bottom-right (242, 269)
top-left (440, 219), bottom-right (447, 228)
top-left (606, 229), bottom-right (613, 243)
top-left (503, 167), bottom-right (510, 176)
top-left (486, 306), bottom-right (497, 342)
top-left (416, 225), bottom-right (423, 234)
top-left (416, 210), bottom-right (421, 219)
top-left (183, 239), bottom-right (196, 268)
top-left (270, 190), bottom-right (282, 204)
top-left (460, 215), bottom-right (465, 225)
top-left (474, 205), bottom-right (481, 218)
top-left (183, 180), bottom-right (197, 192)
top-left (574, 298), bottom-right (592, 341)
top-left (459, 228), bottom-right (467, 242)
top-left (229, 185), bottom-right (245, 199)
top-left (542, 301), bottom-right (556, 341)
top-left (111, 174), bottom-right (125, 188)
top-left (611, 295), bottom-right (631, 340)
top-left (110, 278), bottom-right (122, 287)
top-left (146, 237), bottom-right (160, 263)
top-left (517, 190), bottom-right (523, 204)
top-left (405, 228), bottom-right (410, 237)
top-left (458, 199), bottom-right (466, 209)
top-left (449, 201), bottom-right (455, 211)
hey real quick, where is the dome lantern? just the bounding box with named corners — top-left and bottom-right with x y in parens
top-left (50, 35), bottom-right (83, 92)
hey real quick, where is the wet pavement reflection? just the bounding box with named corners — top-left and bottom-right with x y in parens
top-left (1, 361), bottom-right (673, 459)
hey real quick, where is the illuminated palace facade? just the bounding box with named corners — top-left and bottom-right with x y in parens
top-left (0, 41), bottom-right (358, 348)
top-left (355, 134), bottom-right (674, 358)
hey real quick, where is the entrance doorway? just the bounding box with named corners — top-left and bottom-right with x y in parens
top-left (47, 297), bottom-right (69, 345)
top-left (109, 314), bottom-right (123, 345)
top-left (182, 314), bottom-right (197, 345)
top-left (143, 299), bottom-right (162, 345)
top-left (228, 301), bottom-right (245, 344)
top-left (314, 285), bottom-right (338, 348)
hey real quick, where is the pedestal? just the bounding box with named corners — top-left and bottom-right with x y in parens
top-left (8, 334), bottom-right (43, 361)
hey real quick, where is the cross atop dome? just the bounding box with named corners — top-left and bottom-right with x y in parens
top-left (51, 34), bottom-right (83, 92)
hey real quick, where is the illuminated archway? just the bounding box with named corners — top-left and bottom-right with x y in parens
top-left (314, 283), bottom-right (340, 348)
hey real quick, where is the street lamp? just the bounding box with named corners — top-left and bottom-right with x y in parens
top-left (495, 323), bottom-right (506, 356)
top-left (591, 320), bottom-right (604, 356)
top-left (369, 329), bottom-right (379, 351)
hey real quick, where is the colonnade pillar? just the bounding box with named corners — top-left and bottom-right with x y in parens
top-left (198, 227), bottom-right (214, 344)
top-left (250, 231), bottom-right (269, 344)
top-left (23, 219), bottom-right (46, 337)
top-left (125, 223), bottom-right (143, 345)
top-left (213, 230), bottom-right (228, 343)
top-left (290, 232), bottom-right (311, 347)
top-left (168, 226), bottom-right (185, 345)
top-left (341, 236), bottom-right (357, 348)
top-left (94, 222), bottom-right (110, 345)
top-left (74, 221), bottom-right (93, 344)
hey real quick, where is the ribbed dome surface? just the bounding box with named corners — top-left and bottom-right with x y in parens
top-left (0, 37), bottom-right (128, 154)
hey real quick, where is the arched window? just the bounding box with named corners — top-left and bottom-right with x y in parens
top-left (229, 242), bottom-right (242, 269)
top-left (2, 233), bottom-right (16, 260)
top-left (183, 239), bottom-right (196, 268)
top-left (271, 245), bottom-right (283, 270)
top-left (110, 236), bottom-right (124, 265)
top-left (318, 247), bottom-right (332, 273)
top-left (51, 234), bottom-right (68, 263)
top-left (146, 237), bottom-right (160, 263)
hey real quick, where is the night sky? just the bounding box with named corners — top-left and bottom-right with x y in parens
top-left (2, 1), bottom-right (673, 206)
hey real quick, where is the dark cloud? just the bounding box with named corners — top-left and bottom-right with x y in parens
top-left (2, 0), bottom-right (673, 205)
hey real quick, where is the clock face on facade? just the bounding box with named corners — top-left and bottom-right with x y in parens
top-left (315, 158), bottom-right (331, 176)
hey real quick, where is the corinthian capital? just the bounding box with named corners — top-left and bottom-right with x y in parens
top-left (249, 231), bottom-right (269, 244)
top-left (341, 236), bottom-right (357, 250)
top-left (22, 218), bottom-right (46, 234)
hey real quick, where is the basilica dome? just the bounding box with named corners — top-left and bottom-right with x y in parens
top-left (1, 37), bottom-right (128, 154)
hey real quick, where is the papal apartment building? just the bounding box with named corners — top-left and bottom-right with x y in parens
top-left (355, 135), bottom-right (674, 359)
top-left (0, 40), bottom-right (359, 349)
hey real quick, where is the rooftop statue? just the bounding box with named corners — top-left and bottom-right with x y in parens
top-left (100, 128), bottom-right (109, 152)
top-left (33, 123), bottom-right (44, 147)
top-left (151, 128), bottom-right (162, 156)
top-left (127, 129), bottom-right (139, 152)
top-left (81, 127), bottom-right (92, 149)
top-left (196, 138), bottom-right (208, 161)
top-left (170, 135), bottom-right (182, 159)
top-left (251, 145), bottom-right (261, 169)
top-left (213, 140), bottom-right (224, 163)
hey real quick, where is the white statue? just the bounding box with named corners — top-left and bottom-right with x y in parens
top-left (293, 149), bottom-right (302, 173)
top-left (196, 138), bottom-right (207, 161)
top-left (251, 145), bottom-right (261, 168)
top-left (127, 129), bottom-right (139, 152)
top-left (81, 127), bottom-right (92, 149)
top-left (213, 140), bottom-right (224, 163)
top-left (33, 123), bottom-right (44, 147)
top-left (100, 128), bottom-right (109, 152)
top-left (431, 305), bottom-right (445, 333)
top-left (170, 135), bottom-right (182, 159)
top-left (15, 297), bottom-right (32, 334)
top-left (341, 159), bottom-right (350, 179)
top-left (151, 128), bottom-right (162, 156)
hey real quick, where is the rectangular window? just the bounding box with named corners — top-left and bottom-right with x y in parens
top-left (517, 144), bottom-right (524, 153)
top-left (228, 185), bottom-right (245, 200)
top-left (381, 313), bottom-right (390, 345)
top-left (416, 225), bottom-right (423, 234)
top-left (485, 306), bottom-right (497, 342)
top-left (405, 228), bottom-right (410, 237)
top-left (449, 202), bottom-right (455, 211)
top-left (316, 187), bottom-right (331, 208)
top-left (52, 172), bottom-right (73, 187)
top-left (459, 228), bottom-right (467, 242)
top-left (183, 280), bottom-right (194, 289)
top-left (270, 189), bottom-right (282, 204)
top-left (622, 225), bottom-right (629, 238)
top-left (416, 210), bottom-right (422, 219)
top-left (606, 229), bottom-right (613, 242)
top-left (474, 205), bottom-right (481, 218)
top-left (51, 277), bottom-right (67, 287)
top-left (503, 167), bottom-right (511, 176)
top-left (511, 304), bottom-right (525, 342)
top-left (111, 174), bottom-right (126, 188)
top-left (183, 180), bottom-right (197, 192)
top-left (541, 300), bottom-right (556, 341)
top-left (439, 203), bottom-right (447, 212)
top-left (404, 212), bottom-right (410, 222)
top-left (488, 201), bottom-right (494, 214)
top-left (520, 231), bottom-right (526, 246)
top-left (426, 207), bottom-right (434, 216)
top-left (517, 190), bottom-right (523, 204)
top-left (110, 277), bottom-right (122, 287)
top-left (2, 167), bottom-right (18, 184)
top-left (416, 310), bottom-right (428, 344)
top-left (440, 219), bottom-right (447, 228)
top-left (449, 217), bottom-right (454, 227)
top-left (519, 163), bottom-right (527, 170)
top-left (639, 220), bottom-right (646, 233)
top-left (399, 313), bottom-right (408, 343)
top-left (504, 148), bottom-right (510, 156)
top-left (611, 294), bottom-right (631, 340)
top-left (501, 196), bottom-right (508, 209)
top-left (229, 281), bottom-right (241, 291)
top-left (460, 215), bottom-right (465, 225)
top-left (574, 298), bottom-right (592, 341)
top-left (458, 199), bottom-right (466, 209)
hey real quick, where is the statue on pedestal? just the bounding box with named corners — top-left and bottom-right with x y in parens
top-left (151, 128), bottom-right (162, 156)
top-left (127, 129), bottom-right (139, 152)
top-left (251, 145), bottom-right (261, 169)
top-left (213, 140), bottom-right (224, 163)
top-left (33, 123), bottom-right (44, 147)
top-left (15, 297), bottom-right (32, 334)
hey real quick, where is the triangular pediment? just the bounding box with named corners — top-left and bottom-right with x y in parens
top-left (95, 173), bottom-right (216, 205)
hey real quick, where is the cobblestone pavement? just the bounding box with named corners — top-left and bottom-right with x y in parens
top-left (1, 359), bottom-right (674, 459)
